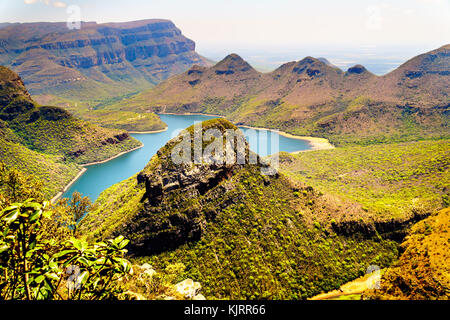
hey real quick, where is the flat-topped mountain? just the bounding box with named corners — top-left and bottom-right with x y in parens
top-left (0, 66), bottom-right (141, 197)
top-left (114, 45), bottom-right (449, 145)
top-left (0, 19), bottom-right (210, 103)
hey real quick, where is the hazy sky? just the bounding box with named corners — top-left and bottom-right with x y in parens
top-left (1, 0), bottom-right (449, 49)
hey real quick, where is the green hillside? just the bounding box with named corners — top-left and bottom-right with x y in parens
top-left (279, 139), bottom-right (450, 221)
top-left (0, 66), bottom-right (142, 197)
top-left (80, 119), bottom-right (399, 299)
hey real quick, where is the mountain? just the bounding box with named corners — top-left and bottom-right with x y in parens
top-left (0, 66), bottom-right (141, 197)
top-left (0, 19), bottom-right (211, 131)
top-left (80, 118), bottom-right (400, 299)
top-left (0, 19), bottom-right (209, 101)
top-left (112, 45), bottom-right (449, 145)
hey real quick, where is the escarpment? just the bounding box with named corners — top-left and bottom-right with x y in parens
top-left (0, 19), bottom-right (210, 101)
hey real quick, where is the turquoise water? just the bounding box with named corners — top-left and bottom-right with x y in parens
top-left (61, 114), bottom-right (312, 201)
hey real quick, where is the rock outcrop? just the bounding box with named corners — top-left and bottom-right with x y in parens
top-left (88, 118), bottom-right (273, 254)
top-left (365, 208), bottom-right (450, 300)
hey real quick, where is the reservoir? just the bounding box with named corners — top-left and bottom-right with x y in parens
top-left (62, 114), bottom-right (313, 201)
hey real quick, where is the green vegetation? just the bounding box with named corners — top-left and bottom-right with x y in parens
top-left (5, 105), bottom-right (142, 164)
top-left (35, 94), bottom-right (167, 132)
top-left (0, 66), bottom-right (142, 198)
top-left (137, 168), bottom-right (398, 299)
top-left (0, 139), bottom-right (81, 198)
top-left (80, 119), bottom-right (400, 299)
top-left (280, 139), bottom-right (449, 220)
top-left (0, 165), bottom-right (132, 300)
top-left (73, 109), bottom-right (167, 132)
top-left (0, 200), bottom-right (132, 300)
top-left (0, 165), bottom-right (204, 300)
top-left (365, 208), bottom-right (450, 300)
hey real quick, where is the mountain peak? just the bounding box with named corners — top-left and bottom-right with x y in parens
top-left (387, 43), bottom-right (450, 79)
top-left (213, 53), bottom-right (256, 74)
top-left (0, 66), bottom-right (32, 107)
top-left (346, 64), bottom-right (370, 75)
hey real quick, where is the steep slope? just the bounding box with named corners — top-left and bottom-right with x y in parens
top-left (365, 208), bottom-right (449, 300)
top-left (113, 45), bottom-right (449, 145)
top-left (0, 19), bottom-right (210, 131)
top-left (0, 66), bottom-right (141, 197)
top-left (81, 118), bottom-right (399, 299)
top-left (0, 19), bottom-right (209, 100)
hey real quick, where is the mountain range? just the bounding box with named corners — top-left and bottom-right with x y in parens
top-left (111, 44), bottom-right (449, 145)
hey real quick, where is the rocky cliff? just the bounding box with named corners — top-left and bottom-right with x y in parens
top-left (0, 19), bottom-right (210, 102)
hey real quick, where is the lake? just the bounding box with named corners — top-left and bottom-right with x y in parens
top-left (62, 114), bottom-right (312, 201)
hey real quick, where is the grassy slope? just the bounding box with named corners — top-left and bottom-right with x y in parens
top-left (279, 140), bottom-right (449, 220)
top-left (365, 208), bottom-right (449, 300)
top-left (9, 110), bottom-right (142, 164)
top-left (34, 94), bottom-right (167, 132)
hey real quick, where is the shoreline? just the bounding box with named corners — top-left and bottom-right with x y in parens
top-left (236, 125), bottom-right (335, 152)
top-left (158, 112), bottom-right (335, 151)
top-left (158, 112), bottom-right (223, 118)
top-left (82, 143), bottom-right (144, 167)
top-left (128, 127), bottom-right (168, 134)
top-left (50, 142), bottom-right (144, 202)
top-left (50, 113), bottom-right (333, 202)
top-left (50, 167), bottom-right (87, 204)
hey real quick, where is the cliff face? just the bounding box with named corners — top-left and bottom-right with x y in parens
top-left (0, 19), bottom-right (210, 101)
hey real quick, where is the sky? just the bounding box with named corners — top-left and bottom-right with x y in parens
top-left (1, 0), bottom-right (449, 73)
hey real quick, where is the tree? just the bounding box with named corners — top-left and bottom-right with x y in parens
top-left (0, 199), bottom-right (132, 300)
top-left (0, 162), bottom-right (43, 208)
top-left (56, 191), bottom-right (96, 235)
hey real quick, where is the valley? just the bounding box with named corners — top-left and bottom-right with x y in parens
top-left (0, 12), bottom-right (448, 302)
